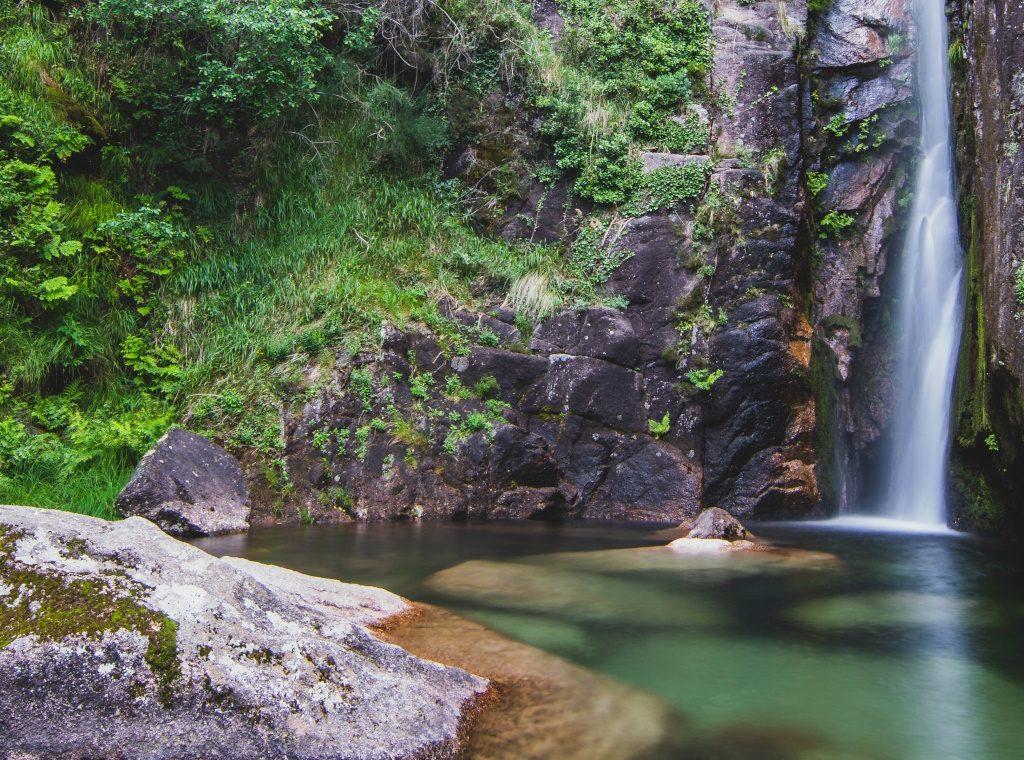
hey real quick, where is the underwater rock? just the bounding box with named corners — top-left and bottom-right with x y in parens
top-left (383, 603), bottom-right (693, 760)
top-left (116, 428), bottom-right (250, 536)
top-left (686, 507), bottom-right (751, 540)
top-left (0, 506), bottom-right (487, 759)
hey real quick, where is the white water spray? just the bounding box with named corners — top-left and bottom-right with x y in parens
top-left (881, 0), bottom-right (964, 527)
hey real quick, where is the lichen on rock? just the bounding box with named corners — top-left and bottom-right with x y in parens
top-left (0, 505), bottom-right (487, 759)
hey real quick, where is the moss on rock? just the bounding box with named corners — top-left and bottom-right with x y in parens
top-left (0, 522), bottom-right (181, 699)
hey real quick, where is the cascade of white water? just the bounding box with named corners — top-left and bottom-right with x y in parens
top-left (881, 0), bottom-right (964, 526)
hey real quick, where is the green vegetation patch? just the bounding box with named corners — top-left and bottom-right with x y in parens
top-left (1, 0), bottom-right (715, 517)
top-left (540, 0), bottom-right (714, 202)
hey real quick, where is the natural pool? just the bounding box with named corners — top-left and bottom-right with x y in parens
top-left (195, 521), bottom-right (1024, 759)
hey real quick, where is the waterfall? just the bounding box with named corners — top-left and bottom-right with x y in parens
top-left (881, 0), bottom-right (964, 526)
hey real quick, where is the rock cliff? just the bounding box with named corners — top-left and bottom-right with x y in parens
top-left (222, 0), bottom-right (1016, 532)
top-left (804, 0), bottom-right (918, 509)
top-left (949, 0), bottom-right (1024, 533)
top-left (262, 0), bottom-right (827, 525)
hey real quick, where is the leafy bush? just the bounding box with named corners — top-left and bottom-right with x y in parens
top-left (641, 161), bottom-right (712, 211)
top-left (84, 0), bottom-right (335, 162)
top-left (538, 0), bottom-right (713, 205)
top-left (96, 206), bottom-right (188, 304)
top-left (562, 0), bottom-right (713, 94)
top-left (0, 115), bottom-right (85, 309)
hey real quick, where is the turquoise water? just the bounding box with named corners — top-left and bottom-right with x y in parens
top-left (195, 522), bottom-right (1024, 759)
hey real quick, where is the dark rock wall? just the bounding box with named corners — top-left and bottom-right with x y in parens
top-left (804, 0), bottom-right (918, 510)
top-left (701, 0), bottom-right (818, 516)
top-left (949, 0), bottom-right (1024, 533)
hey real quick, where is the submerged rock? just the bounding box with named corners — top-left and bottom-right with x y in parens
top-left (686, 507), bottom-right (751, 541)
top-left (116, 428), bottom-right (250, 536)
top-left (384, 603), bottom-right (693, 759)
top-left (0, 505), bottom-right (487, 759)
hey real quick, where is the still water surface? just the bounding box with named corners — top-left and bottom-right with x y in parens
top-left (195, 522), bottom-right (1024, 759)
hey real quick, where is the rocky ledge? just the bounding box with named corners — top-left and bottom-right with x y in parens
top-left (0, 505), bottom-right (487, 759)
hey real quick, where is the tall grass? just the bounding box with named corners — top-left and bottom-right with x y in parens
top-left (0, 458), bottom-right (131, 519)
top-left (166, 117), bottom-right (567, 399)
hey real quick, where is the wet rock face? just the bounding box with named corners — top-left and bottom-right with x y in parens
top-left (0, 505), bottom-right (487, 759)
top-left (116, 428), bottom-right (250, 536)
top-left (701, 0), bottom-right (819, 517)
top-left (806, 0), bottom-right (918, 508)
top-left (948, 0), bottom-right (1024, 531)
top-left (276, 314), bottom-right (701, 525)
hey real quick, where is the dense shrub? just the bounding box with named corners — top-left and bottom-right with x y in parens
top-left (83, 0), bottom-right (335, 164)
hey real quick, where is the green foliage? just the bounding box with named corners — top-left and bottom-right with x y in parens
top-left (984, 433), bottom-right (1000, 453)
top-left (806, 171), bottom-right (829, 197)
top-left (648, 412), bottom-right (670, 437)
top-left (84, 0), bottom-right (335, 162)
top-left (443, 374), bottom-right (472, 401)
top-left (0, 111), bottom-right (85, 308)
top-left (539, 110), bottom-right (643, 204)
top-left (473, 375), bottom-right (501, 399)
top-left (319, 483), bottom-right (355, 514)
top-left (562, 0), bottom-right (713, 95)
top-left (121, 335), bottom-right (182, 394)
top-left (818, 210), bottom-right (855, 238)
top-left (824, 113), bottom-right (849, 138)
top-left (350, 367), bottom-right (375, 412)
top-left (686, 367), bottom-right (723, 391)
top-left (409, 369), bottom-right (435, 400)
top-left (538, 0), bottom-right (713, 204)
top-left (442, 408), bottom-right (498, 454)
top-left (350, 78), bottom-right (450, 169)
top-left (344, 6), bottom-right (382, 53)
top-left (311, 428), bottom-right (331, 452)
top-left (640, 161), bottom-right (712, 211)
top-left (0, 390), bottom-right (171, 518)
top-left (96, 206), bottom-right (187, 303)
top-left (566, 219), bottom-right (634, 298)
top-left (1014, 262), bottom-right (1024, 306)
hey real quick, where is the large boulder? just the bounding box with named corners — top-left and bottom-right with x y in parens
top-left (686, 507), bottom-right (751, 541)
top-left (117, 428), bottom-right (250, 536)
top-left (0, 505), bottom-right (487, 759)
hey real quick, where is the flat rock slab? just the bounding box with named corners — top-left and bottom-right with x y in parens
top-left (116, 428), bottom-right (250, 536)
top-left (0, 505), bottom-right (487, 759)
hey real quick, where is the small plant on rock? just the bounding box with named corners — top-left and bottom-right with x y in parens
top-left (648, 412), bottom-right (671, 437)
